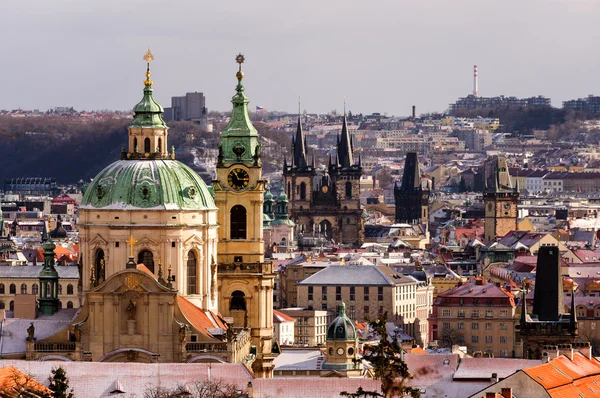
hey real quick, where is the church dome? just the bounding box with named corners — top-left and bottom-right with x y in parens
top-left (80, 160), bottom-right (216, 210)
top-left (327, 302), bottom-right (357, 341)
top-left (277, 191), bottom-right (288, 203)
top-left (264, 189), bottom-right (274, 202)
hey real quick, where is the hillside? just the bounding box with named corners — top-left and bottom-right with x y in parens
top-left (0, 116), bottom-right (290, 187)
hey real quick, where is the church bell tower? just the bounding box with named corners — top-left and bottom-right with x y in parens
top-left (214, 54), bottom-right (276, 378)
top-left (483, 156), bottom-right (519, 243)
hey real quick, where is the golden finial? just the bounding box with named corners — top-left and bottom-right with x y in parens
top-left (143, 49), bottom-right (154, 86)
top-left (235, 53), bottom-right (245, 79)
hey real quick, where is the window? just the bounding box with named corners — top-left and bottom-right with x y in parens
top-left (67, 284), bottom-right (74, 295)
top-left (187, 250), bottom-right (197, 295)
top-left (58, 284), bottom-right (62, 295)
top-left (137, 250), bottom-right (155, 273)
top-left (457, 322), bottom-right (464, 330)
top-left (144, 137), bottom-right (151, 153)
top-left (363, 306), bottom-right (369, 319)
top-left (500, 322), bottom-right (507, 330)
top-left (485, 310), bottom-right (493, 318)
top-left (499, 310), bottom-right (508, 317)
top-left (500, 349), bottom-right (508, 357)
top-left (322, 304), bottom-right (328, 311)
top-left (471, 310), bottom-right (479, 318)
top-left (364, 287), bottom-right (369, 301)
top-left (378, 287), bottom-right (383, 301)
top-left (442, 309), bottom-right (451, 317)
top-left (322, 286), bottom-right (327, 301)
top-left (471, 322), bottom-right (479, 330)
top-left (485, 322), bottom-right (492, 330)
top-left (300, 182), bottom-right (306, 200)
top-left (500, 336), bottom-right (507, 344)
top-left (9, 284), bottom-right (16, 294)
top-left (308, 286), bottom-right (313, 301)
top-left (20, 284), bottom-right (27, 295)
top-left (350, 305), bottom-right (356, 319)
top-left (485, 336), bottom-right (493, 344)
top-left (230, 205), bottom-right (247, 240)
top-left (67, 301), bottom-right (73, 309)
top-left (345, 181), bottom-right (352, 199)
top-left (458, 310), bottom-right (465, 317)
top-left (442, 322), bottom-right (450, 330)
top-left (134, 137), bottom-right (138, 151)
top-left (32, 284), bottom-right (38, 295)
top-left (0, 284), bottom-right (4, 294)
top-left (0, 302), bottom-right (4, 309)
top-left (471, 335), bottom-right (479, 343)
top-left (230, 290), bottom-right (246, 311)
top-left (350, 287), bottom-right (355, 301)
top-left (336, 286), bottom-right (342, 301)
top-left (9, 301), bottom-right (14, 312)
top-left (158, 137), bottom-right (162, 153)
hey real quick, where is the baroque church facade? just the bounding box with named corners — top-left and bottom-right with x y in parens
top-left (283, 114), bottom-right (364, 247)
top-left (26, 53), bottom-right (276, 377)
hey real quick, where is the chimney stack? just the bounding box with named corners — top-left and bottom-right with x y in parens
top-left (412, 105), bottom-right (416, 118)
top-left (491, 372), bottom-right (498, 383)
top-left (473, 65), bottom-right (479, 97)
top-left (501, 388), bottom-right (513, 398)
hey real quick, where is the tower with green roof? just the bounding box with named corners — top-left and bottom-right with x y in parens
top-left (323, 302), bottom-right (362, 376)
top-left (38, 226), bottom-right (60, 315)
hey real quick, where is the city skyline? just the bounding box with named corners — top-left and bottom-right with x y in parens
top-left (1, 0), bottom-right (599, 115)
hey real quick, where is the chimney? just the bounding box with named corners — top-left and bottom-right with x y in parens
top-left (491, 373), bottom-right (498, 383)
top-left (473, 65), bottom-right (479, 97)
top-left (486, 393), bottom-right (496, 398)
top-left (576, 342), bottom-right (592, 360)
top-left (501, 388), bottom-right (513, 398)
top-left (412, 105), bottom-right (416, 119)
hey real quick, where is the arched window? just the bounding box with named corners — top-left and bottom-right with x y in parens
top-left (0, 302), bottom-right (4, 310)
top-left (20, 284), bottom-right (27, 294)
top-left (230, 205), bottom-right (247, 240)
top-left (158, 137), bottom-right (162, 153)
top-left (9, 284), bottom-right (15, 294)
top-left (345, 181), bottom-right (352, 199)
top-left (32, 284), bottom-right (38, 295)
top-left (300, 182), bottom-right (306, 200)
top-left (94, 249), bottom-right (105, 285)
top-left (58, 284), bottom-right (63, 295)
top-left (138, 250), bottom-right (155, 273)
top-left (67, 301), bottom-right (73, 309)
top-left (9, 301), bottom-right (14, 312)
top-left (144, 137), bottom-right (151, 153)
top-left (230, 290), bottom-right (246, 311)
top-left (187, 251), bottom-right (197, 295)
top-left (134, 137), bottom-right (138, 152)
top-left (67, 284), bottom-right (74, 295)
top-left (287, 182), bottom-right (291, 198)
top-left (0, 284), bottom-right (4, 294)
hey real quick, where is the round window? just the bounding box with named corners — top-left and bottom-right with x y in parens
top-left (348, 347), bottom-right (354, 356)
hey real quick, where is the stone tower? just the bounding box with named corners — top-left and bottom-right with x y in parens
top-left (38, 226), bottom-right (60, 315)
top-left (483, 156), bottom-right (519, 243)
top-left (323, 302), bottom-right (362, 377)
top-left (394, 152), bottom-right (429, 229)
top-left (213, 54), bottom-right (276, 378)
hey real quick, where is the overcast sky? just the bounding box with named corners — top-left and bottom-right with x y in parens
top-left (1, 0), bottom-right (599, 116)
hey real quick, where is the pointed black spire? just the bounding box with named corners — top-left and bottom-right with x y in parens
top-left (398, 152), bottom-right (422, 192)
top-left (293, 115), bottom-right (308, 169)
top-left (337, 114), bottom-right (354, 169)
top-left (570, 285), bottom-right (578, 335)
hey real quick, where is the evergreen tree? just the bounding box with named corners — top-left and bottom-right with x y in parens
top-left (341, 313), bottom-right (420, 398)
top-left (48, 366), bottom-right (74, 398)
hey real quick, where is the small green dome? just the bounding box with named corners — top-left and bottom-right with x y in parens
top-left (263, 213), bottom-right (272, 222)
top-left (81, 160), bottom-right (216, 210)
top-left (264, 189), bottom-right (274, 201)
top-left (327, 302), bottom-right (357, 341)
top-left (277, 191), bottom-right (288, 203)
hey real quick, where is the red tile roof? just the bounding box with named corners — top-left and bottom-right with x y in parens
top-left (176, 296), bottom-right (224, 338)
top-left (273, 309), bottom-right (295, 323)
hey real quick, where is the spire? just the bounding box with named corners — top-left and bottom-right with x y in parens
top-left (337, 110), bottom-right (354, 169)
top-left (520, 281), bottom-right (528, 327)
top-left (293, 98), bottom-right (308, 169)
top-left (130, 49), bottom-right (167, 129)
top-left (38, 231), bottom-right (60, 315)
top-left (219, 54), bottom-right (260, 165)
top-left (399, 152), bottom-right (422, 192)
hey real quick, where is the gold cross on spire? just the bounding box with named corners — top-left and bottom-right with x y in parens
top-left (143, 49), bottom-right (154, 86)
top-left (126, 235), bottom-right (137, 257)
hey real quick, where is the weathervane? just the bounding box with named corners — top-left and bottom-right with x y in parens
top-left (143, 49), bottom-right (154, 86)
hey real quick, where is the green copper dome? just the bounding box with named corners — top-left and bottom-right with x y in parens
top-left (130, 56), bottom-right (167, 129)
top-left (327, 302), bottom-right (357, 341)
top-left (81, 160), bottom-right (216, 210)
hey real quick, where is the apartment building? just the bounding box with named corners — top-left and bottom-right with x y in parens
top-left (430, 277), bottom-right (517, 358)
top-left (278, 308), bottom-right (328, 346)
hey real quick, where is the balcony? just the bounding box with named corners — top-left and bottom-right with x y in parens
top-left (186, 342), bottom-right (228, 353)
top-left (218, 262), bottom-right (273, 275)
top-left (34, 342), bottom-right (76, 352)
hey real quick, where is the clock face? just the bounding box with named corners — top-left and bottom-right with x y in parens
top-left (227, 168), bottom-right (249, 190)
top-left (337, 347), bottom-right (345, 355)
top-left (322, 185), bottom-right (329, 193)
top-left (503, 203), bottom-right (511, 210)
